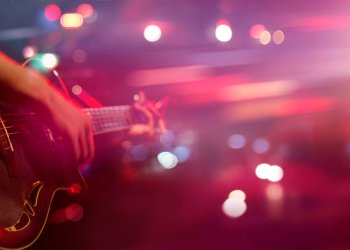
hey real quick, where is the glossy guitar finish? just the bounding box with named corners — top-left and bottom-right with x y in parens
top-left (0, 104), bottom-right (139, 249)
top-left (0, 111), bottom-right (86, 249)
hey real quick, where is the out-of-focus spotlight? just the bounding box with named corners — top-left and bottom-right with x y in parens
top-left (64, 203), bottom-right (84, 222)
top-left (173, 146), bottom-right (191, 163)
top-left (178, 130), bottom-right (197, 145)
top-left (41, 53), bottom-right (59, 69)
top-left (77, 4), bottom-right (94, 18)
top-left (255, 163), bottom-right (271, 180)
top-left (23, 46), bottom-right (36, 58)
top-left (130, 144), bottom-right (150, 161)
top-left (272, 30), bottom-right (285, 44)
top-left (72, 84), bottom-right (82, 95)
top-left (249, 24), bottom-right (266, 39)
top-left (160, 130), bottom-right (175, 146)
top-left (267, 165), bottom-right (284, 182)
top-left (256, 163), bottom-right (284, 182)
top-left (72, 49), bottom-right (87, 63)
top-left (228, 189), bottom-right (246, 201)
top-left (157, 151), bottom-right (178, 169)
top-left (252, 138), bottom-right (270, 154)
top-left (228, 134), bottom-right (246, 149)
top-left (259, 30), bottom-right (271, 45)
top-left (44, 4), bottom-right (61, 21)
top-left (222, 197), bottom-right (247, 218)
top-left (60, 13), bottom-right (84, 29)
top-left (215, 24), bottom-right (233, 42)
top-left (144, 24), bottom-right (162, 42)
top-left (266, 183), bottom-right (284, 201)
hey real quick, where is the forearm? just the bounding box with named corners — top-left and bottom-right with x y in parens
top-left (0, 52), bottom-right (54, 111)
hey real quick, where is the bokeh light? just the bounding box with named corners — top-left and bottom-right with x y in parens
top-left (23, 46), bottom-right (36, 58)
top-left (273, 30), bottom-right (285, 44)
top-left (228, 134), bottom-right (246, 149)
top-left (44, 4), bottom-right (61, 21)
top-left (255, 163), bottom-right (284, 182)
top-left (173, 146), bottom-right (191, 163)
top-left (64, 203), bottom-right (84, 222)
top-left (144, 24), bottom-right (162, 42)
top-left (252, 138), bottom-right (270, 154)
top-left (160, 130), bottom-right (175, 146)
top-left (266, 183), bottom-right (284, 201)
top-left (249, 24), bottom-right (266, 39)
top-left (41, 53), bottom-right (59, 69)
top-left (228, 189), bottom-right (246, 201)
top-left (72, 84), bottom-right (82, 95)
top-left (267, 165), bottom-right (284, 182)
top-left (72, 49), bottom-right (87, 63)
top-left (77, 4), bottom-right (94, 18)
top-left (259, 30), bottom-right (271, 45)
top-left (222, 197), bottom-right (247, 218)
top-left (60, 13), bottom-right (84, 29)
top-left (130, 144), bottom-right (150, 161)
top-left (157, 151), bottom-right (178, 169)
top-left (215, 24), bottom-right (233, 42)
top-left (255, 163), bottom-right (271, 179)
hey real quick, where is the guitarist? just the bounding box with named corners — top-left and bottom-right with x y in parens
top-left (0, 52), bottom-right (94, 166)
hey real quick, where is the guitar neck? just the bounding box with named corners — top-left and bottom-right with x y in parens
top-left (84, 105), bottom-right (135, 135)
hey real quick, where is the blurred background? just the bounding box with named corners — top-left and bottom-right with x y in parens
top-left (2, 0), bottom-right (350, 249)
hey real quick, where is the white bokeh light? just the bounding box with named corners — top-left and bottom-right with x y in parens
top-left (222, 197), bottom-right (247, 218)
top-left (41, 53), bottom-right (59, 69)
top-left (215, 24), bottom-right (232, 42)
top-left (144, 24), bottom-right (162, 42)
top-left (157, 152), bottom-right (178, 169)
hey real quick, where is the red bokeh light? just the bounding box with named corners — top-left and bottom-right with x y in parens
top-left (77, 4), bottom-right (94, 18)
top-left (44, 4), bottom-right (61, 21)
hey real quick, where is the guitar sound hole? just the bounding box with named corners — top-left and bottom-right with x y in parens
top-left (29, 182), bottom-right (43, 206)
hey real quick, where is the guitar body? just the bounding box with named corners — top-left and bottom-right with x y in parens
top-left (0, 109), bottom-right (86, 249)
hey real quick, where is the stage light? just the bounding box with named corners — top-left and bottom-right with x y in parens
top-left (160, 130), bottom-right (175, 146)
top-left (255, 163), bottom-right (271, 180)
top-left (157, 152), bottom-right (178, 169)
top-left (259, 30), bottom-right (271, 45)
top-left (215, 24), bottom-right (232, 42)
top-left (44, 4), bottom-right (61, 21)
top-left (228, 189), bottom-right (246, 201)
top-left (23, 46), bottom-right (36, 58)
top-left (72, 84), bottom-right (82, 95)
top-left (41, 53), bottom-right (59, 69)
top-left (130, 144), bottom-right (150, 161)
top-left (72, 49), bottom-right (87, 63)
top-left (266, 183), bottom-right (284, 201)
top-left (173, 146), bottom-right (191, 163)
top-left (222, 197), bottom-right (247, 218)
top-left (273, 30), bottom-right (285, 44)
top-left (77, 3), bottom-right (94, 18)
top-left (255, 163), bottom-right (284, 182)
top-left (64, 203), bottom-right (84, 222)
top-left (60, 13), bottom-right (83, 29)
top-left (249, 24), bottom-right (266, 39)
top-left (267, 165), bottom-right (284, 182)
top-left (144, 24), bottom-right (162, 42)
top-left (252, 138), bottom-right (270, 154)
top-left (228, 134), bottom-right (246, 149)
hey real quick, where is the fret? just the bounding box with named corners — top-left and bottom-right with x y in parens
top-left (84, 105), bottom-right (135, 135)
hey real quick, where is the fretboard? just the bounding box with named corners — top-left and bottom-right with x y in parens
top-left (84, 106), bottom-right (134, 135)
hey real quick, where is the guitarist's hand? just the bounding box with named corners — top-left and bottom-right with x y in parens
top-left (44, 90), bottom-right (94, 165)
top-left (0, 52), bottom-right (94, 165)
top-left (128, 92), bottom-right (166, 137)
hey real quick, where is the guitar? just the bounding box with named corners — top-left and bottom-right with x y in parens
top-left (0, 101), bottom-right (162, 250)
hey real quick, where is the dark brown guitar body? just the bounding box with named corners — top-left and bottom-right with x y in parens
top-left (0, 111), bottom-right (85, 249)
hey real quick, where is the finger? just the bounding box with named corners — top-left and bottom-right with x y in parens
top-left (85, 123), bottom-right (94, 162)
